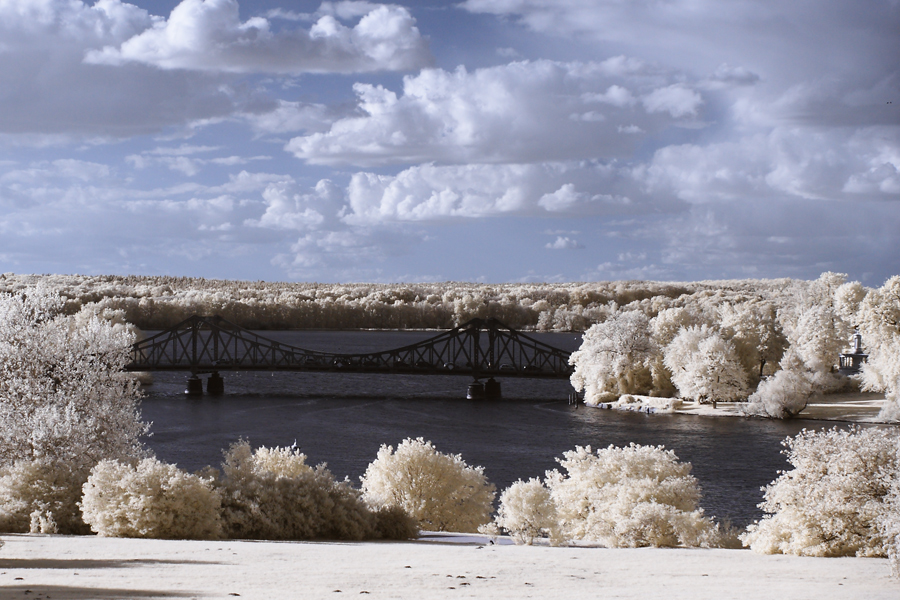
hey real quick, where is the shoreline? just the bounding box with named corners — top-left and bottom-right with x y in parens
top-left (1, 532), bottom-right (895, 599)
top-left (587, 392), bottom-right (891, 424)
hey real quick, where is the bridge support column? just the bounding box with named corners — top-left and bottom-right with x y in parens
top-left (207, 372), bottom-right (224, 395)
top-left (185, 375), bottom-right (203, 396)
top-left (484, 377), bottom-right (501, 399)
top-left (466, 381), bottom-right (485, 400)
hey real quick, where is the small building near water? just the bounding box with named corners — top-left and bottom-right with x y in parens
top-left (838, 329), bottom-right (868, 376)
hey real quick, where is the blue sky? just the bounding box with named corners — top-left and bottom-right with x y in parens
top-left (0, 0), bottom-right (897, 284)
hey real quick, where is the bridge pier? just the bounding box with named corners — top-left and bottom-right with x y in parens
top-left (185, 375), bottom-right (203, 396)
top-left (466, 381), bottom-right (484, 399)
top-left (207, 372), bottom-right (224, 395)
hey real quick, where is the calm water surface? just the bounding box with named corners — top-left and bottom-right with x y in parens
top-left (140, 330), bottom-right (832, 527)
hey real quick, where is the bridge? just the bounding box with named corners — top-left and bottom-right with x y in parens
top-left (127, 315), bottom-right (574, 398)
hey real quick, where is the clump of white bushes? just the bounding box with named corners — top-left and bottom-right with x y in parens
top-left (493, 444), bottom-right (734, 548)
top-left (217, 440), bottom-right (416, 541)
top-left (0, 458), bottom-right (93, 535)
top-left (360, 437), bottom-right (496, 533)
top-left (742, 426), bottom-right (900, 559)
top-left (81, 458), bottom-right (222, 539)
top-left (76, 441), bottom-right (418, 542)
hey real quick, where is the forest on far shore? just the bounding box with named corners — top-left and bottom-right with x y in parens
top-left (0, 272), bottom-right (834, 332)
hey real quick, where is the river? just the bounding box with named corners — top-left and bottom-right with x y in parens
top-left (139, 330), bottom-right (829, 528)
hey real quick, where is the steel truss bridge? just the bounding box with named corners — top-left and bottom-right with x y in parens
top-left (126, 315), bottom-right (574, 397)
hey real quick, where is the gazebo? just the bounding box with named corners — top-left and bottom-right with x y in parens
top-left (838, 329), bottom-right (868, 375)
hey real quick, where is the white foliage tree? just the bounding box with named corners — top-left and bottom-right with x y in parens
top-left (741, 426), bottom-right (899, 557)
top-left (494, 477), bottom-right (560, 545)
top-left (718, 300), bottom-right (786, 384)
top-left (663, 325), bottom-right (750, 403)
top-left (744, 348), bottom-right (816, 418)
top-left (0, 289), bottom-right (146, 465)
top-left (648, 307), bottom-right (704, 397)
top-left (834, 280), bottom-right (867, 323)
top-left (790, 304), bottom-right (851, 376)
top-left (0, 289), bottom-right (148, 533)
top-left (570, 311), bottom-right (656, 404)
top-left (80, 458), bottom-right (223, 540)
top-left (360, 437), bottom-right (496, 533)
top-left (545, 444), bottom-right (724, 548)
top-left (857, 276), bottom-right (900, 421)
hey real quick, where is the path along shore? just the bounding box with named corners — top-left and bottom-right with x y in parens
top-left (591, 391), bottom-right (890, 423)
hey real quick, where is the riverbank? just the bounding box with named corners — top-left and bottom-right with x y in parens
top-left (0, 533), bottom-right (896, 600)
top-left (590, 392), bottom-right (889, 423)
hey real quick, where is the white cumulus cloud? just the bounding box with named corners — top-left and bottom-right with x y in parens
top-left (642, 84), bottom-right (703, 118)
top-left (246, 179), bottom-right (344, 231)
top-left (85, 0), bottom-right (432, 74)
top-left (341, 162), bottom-right (653, 224)
top-left (546, 236), bottom-right (584, 250)
top-left (287, 59), bottom-right (706, 167)
top-left (0, 0), bottom-right (237, 138)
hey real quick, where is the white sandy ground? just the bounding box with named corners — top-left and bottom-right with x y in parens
top-left (0, 532), bottom-right (896, 600)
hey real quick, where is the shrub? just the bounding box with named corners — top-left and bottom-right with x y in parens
top-left (880, 469), bottom-right (900, 578)
top-left (371, 505), bottom-right (420, 541)
top-left (741, 426), bottom-right (899, 557)
top-left (218, 441), bottom-right (413, 541)
top-left (360, 437), bottom-right (496, 532)
top-left (80, 458), bottom-right (222, 539)
top-left (0, 458), bottom-right (91, 534)
top-left (545, 444), bottom-right (723, 548)
top-left (494, 478), bottom-right (560, 545)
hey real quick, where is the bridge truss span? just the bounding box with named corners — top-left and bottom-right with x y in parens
top-left (127, 315), bottom-right (574, 380)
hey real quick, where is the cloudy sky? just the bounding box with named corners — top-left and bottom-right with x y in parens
top-left (0, 0), bottom-right (897, 284)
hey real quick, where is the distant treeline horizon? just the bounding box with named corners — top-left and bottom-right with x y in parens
top-left (0, 272), bottom-right (814, 332)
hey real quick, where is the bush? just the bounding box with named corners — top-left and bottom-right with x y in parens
top-left (80, 458), bottom-right (222, 539)
top-left (545, 444), bottom-right (723, 548)
top-left (360, 437), bottom-right (496, 532)
top-left (741, 426), bottom-right (899, 557)
top-left (494, 478), bottom-right (560, 545)
top-left (218, 441), bottom-right (414, 541)
top-left (0, 458), bottom-right (91, 534)
top-left (880, 469), bottom-right (900, 578)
